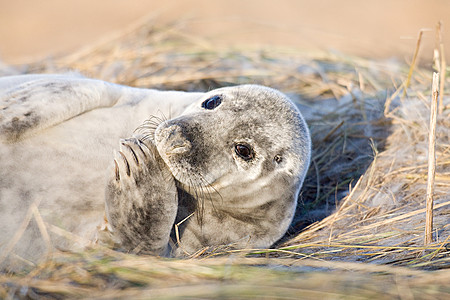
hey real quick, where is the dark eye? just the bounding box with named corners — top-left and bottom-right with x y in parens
top-left (201, 95), bottom-right (222, 110)
top-left (235, 144), bottom-right (254, 161)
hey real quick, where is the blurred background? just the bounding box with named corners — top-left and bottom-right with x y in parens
top-left (0, 0), bottom-right (449, 65)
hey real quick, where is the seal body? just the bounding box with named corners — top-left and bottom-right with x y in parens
top-left (0, 74), bottom-right (310, 267)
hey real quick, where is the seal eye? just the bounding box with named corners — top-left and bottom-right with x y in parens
top-left (235, 144), bottom-right (254, 161)
top-left (201, 95), bottom-right (222, 110)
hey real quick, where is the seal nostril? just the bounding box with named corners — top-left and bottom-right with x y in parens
top-left (158, 124), bottom-right (191, 155)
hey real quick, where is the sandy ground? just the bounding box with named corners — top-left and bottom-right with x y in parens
top-left (0, 0), bottom-right (449, 65)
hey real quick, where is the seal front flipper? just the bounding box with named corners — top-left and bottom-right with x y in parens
top-left (0, 75), bottom-right (123, 142)
top-left (104, 136), bottom-right (178, 256)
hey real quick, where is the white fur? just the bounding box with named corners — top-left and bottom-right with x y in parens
top-left (0, 74), bottom-right (202, 267)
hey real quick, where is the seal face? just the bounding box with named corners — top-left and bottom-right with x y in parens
top-left (156, 85), bottom-right (310, 196)
top-left (148, 85), bottom-right (311, 254)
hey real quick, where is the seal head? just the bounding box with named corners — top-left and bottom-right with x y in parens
top-left (154, 85), bottom-right (311, 253)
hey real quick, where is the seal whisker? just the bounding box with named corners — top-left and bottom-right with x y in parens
top-left (154, 114), bottom-right (168, 124)
top-left (137, 115), bottom-right (160, 127)
top-left (198, 181), bottom-right (209, 226)
top-left (135, 115), bottom-right (162, 138)
top-left (136, 113), bottom-right (172, 144)
top-left (197, 175), bottom-right (220, 216)
top-left (191, 178), bottom-right (204, 226)
top-left (140, 134), bottom-right (154, 142)
top-left (136, 123), bottom-right (157, 132)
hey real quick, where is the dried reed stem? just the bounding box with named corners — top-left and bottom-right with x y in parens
top-left (322, 120), bottom-right (345, 142)
top-left (31, 203), bottom-right (53, 257)
top-left (403, 30), bottom-right (424, 99)
top-left (436, 21), bottom-right (446, 115)
top-left (424, 72), bottom-right (439, 245)
top-left (439, 53), bottom-right (446, 115)
top-left (0, 199), bottom-right (41, 265)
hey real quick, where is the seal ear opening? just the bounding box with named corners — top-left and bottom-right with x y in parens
top-left (274, 154), bottom-right (283, 164)
top-left (272, 152), bottom-right (301, 177)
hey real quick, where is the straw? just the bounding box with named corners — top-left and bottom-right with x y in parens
top-left (424, 72), bottom-right (438, 245)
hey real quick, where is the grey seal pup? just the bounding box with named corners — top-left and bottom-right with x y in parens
top-left (0, 74), bottom-right (310, 265)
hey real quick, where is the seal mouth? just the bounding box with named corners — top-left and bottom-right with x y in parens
top-left (164, 142), bottom-right (191, 155)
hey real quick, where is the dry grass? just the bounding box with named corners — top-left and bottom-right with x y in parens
top-left (2, 250), bottom-right (450, 299)
top-left (1, 17), bottom-right (449, 298)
